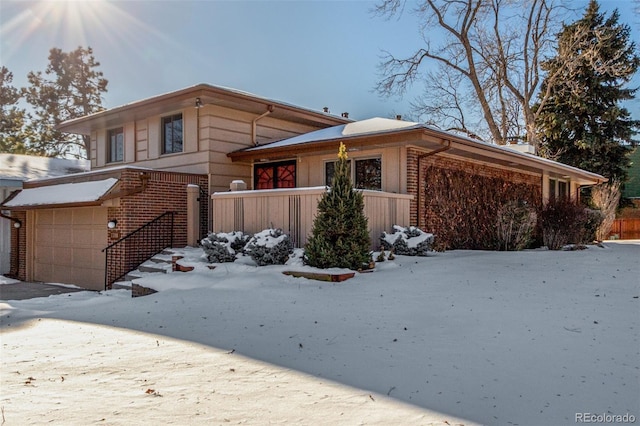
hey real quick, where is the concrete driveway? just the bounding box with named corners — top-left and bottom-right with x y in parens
top-left (0, 282), bottom-right (88, 301)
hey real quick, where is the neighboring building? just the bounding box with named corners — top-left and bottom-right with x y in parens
top-left (1, 84), bottom-right (606, 290)
top-left (0, 154), bottom-right (89, 275)
top-left (622, 147), bottom-right (639, 200)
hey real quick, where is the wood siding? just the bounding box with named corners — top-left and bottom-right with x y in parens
top-left (296, 146), bottom-right (406, 193)
top-left (211, 188), bottom-right (413, 249)
top-left (90, 104), bottom-right (325, 193)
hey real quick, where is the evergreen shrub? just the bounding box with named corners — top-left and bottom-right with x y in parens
top-left (304, 142), bottom-right (371, 270)
top-left (245, 228), bottom-right (293, 266)
top-left (201, 231), bottom-right (249, 263)
top-left (380, 225), bottom-right (434, 256)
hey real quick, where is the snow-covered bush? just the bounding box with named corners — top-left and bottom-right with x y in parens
top-left (201, 231), bottom-right (249, 263)
top-left (244, 228), bottom-right (293, 266)
top-left (380, 225), bottom-right (434, 256)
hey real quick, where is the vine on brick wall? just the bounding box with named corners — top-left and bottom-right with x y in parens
top-left (423, 166), bottom-right (541, 250)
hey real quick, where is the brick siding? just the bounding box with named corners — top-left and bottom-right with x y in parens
top-left (407, 148), bottom-right (542, 247)
top-left (8, 210), bottom-right (26, 281)
top-left (8, 169), bottom-right (207, 286)
top-left (106, 169), bottom-right (208, 248)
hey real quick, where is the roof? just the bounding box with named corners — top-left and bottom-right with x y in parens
top-left (57, 83), bottom-right (351, 135)
top-left (241, 118), bottom-right (423, 152)
top-left (2, 178), bottom-right (119, 209)
top-left (230, 117), bottom-right (606, 186)
top-left (0, 154), bottom-right (90, 182)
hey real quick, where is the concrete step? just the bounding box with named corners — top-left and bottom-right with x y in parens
top-left (138, 264), bottom-right (168, 274)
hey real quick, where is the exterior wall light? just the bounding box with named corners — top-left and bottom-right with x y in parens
top-left (195, 97), bottom-right (202, 109)
top-left (107, 219), bottom-right (118, 229)
top-left (13, 222), bottom-right (21, 229)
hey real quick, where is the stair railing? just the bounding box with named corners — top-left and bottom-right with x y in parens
top-left (102, 211), bottom-right (175, 290)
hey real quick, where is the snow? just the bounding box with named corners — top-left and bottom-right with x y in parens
top-left (1, 241), bottom-right (639, 425)
top-left (248, 228), bottom-right (289, 249)
top-left (244, 117), bottom-right (422, 151)
top-left (0, 153), bottom-right (89, 182)
top-left (383, 225), bottom-right (435, 249)
top-left (2, 178), bottom-right (118, 207)
top-left (0, 275), bottom-right (19, 285)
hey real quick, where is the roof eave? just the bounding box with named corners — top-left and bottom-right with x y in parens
top-left (57, 83), bottom-right (351, 135)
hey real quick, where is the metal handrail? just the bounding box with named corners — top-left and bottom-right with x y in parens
top-left (102, 211), bottom-right (175, 290)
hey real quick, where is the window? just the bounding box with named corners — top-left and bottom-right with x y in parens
top-left (325, 160), bottom-right (351, 186)
top-left (254, 161), bottom-right (296, 189)
top-left (325, 157), bottom-right (382, 190)
top-left (108, 127), bottom-right (124, 163)
top-left (558, 181), bottom-right (568, 198)
top-left (355, 158), bottom-right (382, 190)
top-left (549, 178), bottom-right (570, 200)
top-left (162, 114), bottom-right (183, 154)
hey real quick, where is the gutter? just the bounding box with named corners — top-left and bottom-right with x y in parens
top-left (416, 140), bottom-right (451, 229)
top-left (252, 105), bottom-right (274, 146)
top-left (0, 211), bottom-right (21, 228)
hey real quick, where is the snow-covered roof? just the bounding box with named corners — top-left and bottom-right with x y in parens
top-left (0, 154), bottom-right (90, 182)
top-left (3, 178), bottom-right (118, 208)
top-left (236, 117), bottom-right (605, 184)
top-left (243, 117), bottom-right (421, 152)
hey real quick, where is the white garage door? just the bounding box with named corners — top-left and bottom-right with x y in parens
top-left (34, 207), bottom-right (107, 291)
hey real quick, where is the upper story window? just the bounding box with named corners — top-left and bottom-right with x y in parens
top-left (325, 157), bottom-right (382, 191)
top-left (162, 114), bottom-right (183, 154)
top-left (254, 161), bottom-right (296, 189)
top-left (107, 127), bottom-right (124, 163)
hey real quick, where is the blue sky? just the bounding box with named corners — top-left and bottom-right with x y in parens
top-left (1, 0), bottom-right (638, 124)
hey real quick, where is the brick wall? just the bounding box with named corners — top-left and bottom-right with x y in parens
top-left (106, 170), bottom-right (208, 248)
top-left (407, 148), bottom-right (542, 249)
top-left (8, 210), bottom-right (26, 281)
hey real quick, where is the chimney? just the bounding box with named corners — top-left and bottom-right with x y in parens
top-left (341, 112), bottom-right (349, 118)
top-left (396, 114), bottom-right (402, 121)
top-left (323, 107), bottom-right (330, 113)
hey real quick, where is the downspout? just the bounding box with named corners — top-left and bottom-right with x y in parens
top-left (0, 211), bottom-right (22, 278)
top-left (252, 105), bottom-right (274, 146)
top-left (416, 140), bottom-right (451, 229)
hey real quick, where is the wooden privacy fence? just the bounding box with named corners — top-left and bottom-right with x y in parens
top-left (211, 187), bottom-right (414, 249)
top-left (609, 218), bottom-right (640, 240)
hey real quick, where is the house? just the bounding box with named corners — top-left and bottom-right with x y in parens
top-left (1, 83), bottom-right (606, 290)
top-left (0, 154), bottom-right (89, 275)
top-left (1, 84), bottom-right (348, 290)
top-left (215, 117), bottom-right (606, 249)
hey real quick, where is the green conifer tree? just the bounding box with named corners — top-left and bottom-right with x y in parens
top-left (304, 143), bottom-right (371, 269)
top-left (535, 0), bottom-right (639, 182)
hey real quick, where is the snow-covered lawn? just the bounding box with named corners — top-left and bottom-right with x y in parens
top-left (1, 242), bottom-right (638, 425)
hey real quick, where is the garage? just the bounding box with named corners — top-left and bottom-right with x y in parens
top-left (33, 207), bottom-right (107, 290)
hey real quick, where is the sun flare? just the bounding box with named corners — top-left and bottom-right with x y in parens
top-left (1, 0), bottom-right (174, 66)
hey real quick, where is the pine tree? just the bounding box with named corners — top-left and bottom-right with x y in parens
top-left (304, 142), bottom-right (371, 270)
top-left (0, 67), bottom-right (31, 154)
top-left (24, 46), bottom-right (108, 158)
top-left (535, 0), bottom-right (639, 182)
